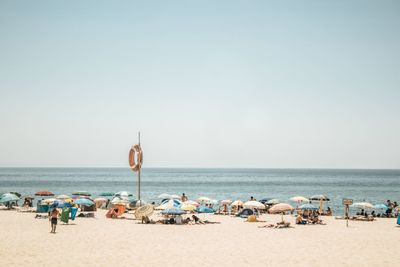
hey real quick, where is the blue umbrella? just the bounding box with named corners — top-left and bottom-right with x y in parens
top-left (196, 206), bottom-right (215, 213)
top-left (374, 204), bottom-right (388, 209)
top-left (161, 208), bottom-right (185, 215)
top-left (51, 201), bottom-right (72, 209)
top-left (0, 193), bottom-right (20, 203)
top-left (74, 198), bottom-right (94, 206)
top-left (298, 204), bottom-right (318, 210)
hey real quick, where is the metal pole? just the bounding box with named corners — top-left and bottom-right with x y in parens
top-left (138, 132), bottom-right (141, 201)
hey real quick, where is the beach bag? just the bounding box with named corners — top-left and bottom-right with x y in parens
top-left (60, 208), bottom-right (69, 224)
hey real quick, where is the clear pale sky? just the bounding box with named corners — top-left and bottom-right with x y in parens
top-left (0, 1), bottom-right (399, 168)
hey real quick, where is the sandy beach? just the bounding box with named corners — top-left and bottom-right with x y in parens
top-left (0, 210), bottom-right (399, 267)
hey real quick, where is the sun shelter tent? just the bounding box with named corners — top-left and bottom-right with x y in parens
top-left (236, 208), bottom-right (254, 218)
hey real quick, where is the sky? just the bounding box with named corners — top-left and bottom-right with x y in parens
top-left (0, 0), bottom-right (399, 168)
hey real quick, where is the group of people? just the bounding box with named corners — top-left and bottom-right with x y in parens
top-left (296, 210), bottom-right (325, 225)
top-left (385, 200), bottom-right (398, 217)
top-left (141, 214), bottom-right (217, 225)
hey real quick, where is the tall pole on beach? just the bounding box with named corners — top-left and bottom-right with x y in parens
top-left (138, 131), bottom-right (141, 201)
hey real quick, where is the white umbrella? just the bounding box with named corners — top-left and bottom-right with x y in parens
top-left (42, 198), bottom-right (57, 204)
top-left (351, 202), bottom-right (374, 209)
top-left (266, 199), bottom-right (280, 205)
top-left (221, 199), bottom-right (232, 205)
top-left (197, 197), bottom-right (211, 204)
top-left (111, 197), bottom-right (129, 205)
top-left (243, 201), bottom-right (266, 210)
top-left (290, 196), bottom-right (309, 203)
top-left (156, 199), bottom-right (181, 210)
top-left (183, 200), bottom-right (199, 206)
top-left (269, 203), bottom-right (294, 222)
top-left (158, 193), bottom-right (171, 199)
top-left (231, 200), bottom-right (244, 206)
top-left (170, 194), bottom-right (181, 199)
top-left (114, 191), bottom-right (133, 198)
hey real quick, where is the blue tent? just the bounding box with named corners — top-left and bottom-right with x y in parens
top-left (236, 208), bottom-right (254, 218)
top-left (196, 206), bottom-right (214, 213)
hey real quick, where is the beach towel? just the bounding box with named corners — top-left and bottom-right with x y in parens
top-left (397, 215), bottom-right (400, 225)
top-left (60, 207), bottom-right (69, 224)
top-left (71, 207), bottom-right (78, 220)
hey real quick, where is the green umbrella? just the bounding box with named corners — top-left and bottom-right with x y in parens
top-left (99, 192), bottom-right (114, 197)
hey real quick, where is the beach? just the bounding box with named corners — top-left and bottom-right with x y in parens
top-left (1, 210), bottom-right (399, 267)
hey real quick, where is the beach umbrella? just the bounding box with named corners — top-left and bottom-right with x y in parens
top-left (51, 201), bottom-right (72, 209)
top-left (196, 206), bottom-right (215, 213)
top-left (72, 191), bottom-right (91, 197)
top-left (135, 204), bottom-right (154, 219)
top-left (57, 195), bottom-right (70, 199)
top-left (156, 199), bottom-right (181, 210)
top-left (259, 198), bottom-right (272, 204)
top-left (231, 200), bottom-right (244, 206)
top-left (111, 197), bottom-right (129, 205)
top-left (10, 192), bottom-right (22, 198)
top-left (220, 199), bottom-right (232, 205)
top-left (161, 208), bottom-right (185, 215)
top-left (290, 196), bottom-right (309, 203)
top-left (269, 203), bottom-right (294, 222)
top-left (310, 195), bottom-right (329, 213)
top-left (310, 195), bottom-right (330, 201)
top-left (183, 200), bottom-right (200, 207)
top-left (351, 202), bottom-right (374, 209)
top-left (181, 204), bottom-right (196, 211)
top-left (74, 198), bottom-right (94, 206)
top-left (158, 193), bottom-right (171, 199)
top-left (130, 199), bottom-right (147, 207)
top-left (298, 203), bottom-right (318, 210)
top-left (94, 197), bottom-right (108, 203)
top-left (374, 204), bottom-right (388, 210)
top-left (210, 199), bottom-right (218, 205)
top-left (35, 191), bottom-right (54, 196)
top-left (265, 199), bottom-right (280, 205)
top-left (0, 193), bottom-right (20, 203)
top-left (42, 198), bottom-right (57, 204)
top-left (170, 194), bottom-right (181, 199)
top-left (197, 197), bottom-right (211, 204)
top-left (243, 201), bottom-right (266, 210)
top-left (99, 192), bottom-right (114, 197)
top-left (114, 191), bottom-right (133, 198)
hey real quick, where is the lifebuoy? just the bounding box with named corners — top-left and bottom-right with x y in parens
top-left (129, 144), bottom-right (143, 172)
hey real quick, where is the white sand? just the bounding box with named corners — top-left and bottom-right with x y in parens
top-left (0, 210), bottom-right (399, 267)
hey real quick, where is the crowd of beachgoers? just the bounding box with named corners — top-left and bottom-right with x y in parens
top-left (1, 190), bottom-right (399, 233)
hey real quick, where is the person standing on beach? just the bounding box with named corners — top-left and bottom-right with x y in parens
top-left (49, 208), bottom-right (59, 233)
top-left (181, 193), bottom-right (188, 202)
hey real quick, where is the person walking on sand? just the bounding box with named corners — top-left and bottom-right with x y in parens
top-left (49, 208), bottom-right (59, 233)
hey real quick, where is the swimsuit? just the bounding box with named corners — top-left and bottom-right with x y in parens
top-left (51, 217), bottom-right (57, 225)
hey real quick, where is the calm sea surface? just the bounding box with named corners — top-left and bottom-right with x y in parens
top-left (0, 168), bottom-right (399, 214)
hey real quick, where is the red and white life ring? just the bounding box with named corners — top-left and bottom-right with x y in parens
top-left (129, 144), bottom-right (143, 172)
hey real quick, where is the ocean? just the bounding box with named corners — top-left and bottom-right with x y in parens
top-left (0, 168), bottom-right (399, 214)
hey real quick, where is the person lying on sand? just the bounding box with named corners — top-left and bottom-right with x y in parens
top-left (192, 215), bottom-right (205, 224)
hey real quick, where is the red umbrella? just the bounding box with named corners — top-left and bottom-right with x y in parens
top-left (35, 191), bottom-right (55, 196)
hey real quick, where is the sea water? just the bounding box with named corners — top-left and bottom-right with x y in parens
top-left (0, 168), bottom-right (399, 214)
